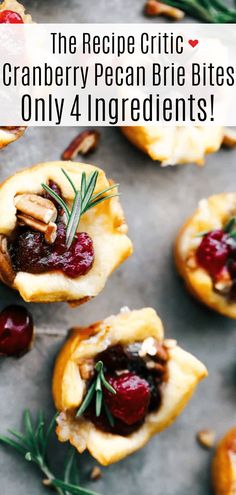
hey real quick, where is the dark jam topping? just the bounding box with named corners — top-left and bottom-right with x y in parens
top-left (84, 342), bottom-right (167, 436)
top-left (9, 223), bottom-right (94, 278)
top-left (0, 305), bottom-right (33, 356)
top-left (9, 182), bottom-right (94, 278)
top-left (0, 10), bottom-right (24, 23)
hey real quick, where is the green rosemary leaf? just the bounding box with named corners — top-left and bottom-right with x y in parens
top-left (224, 217), bottom-right (236, 233)
top-left (25, 451), bottom-right (33, 462)
top-left (94, 361), bottom-right (103, 373)
top-left (101, 377), bottom-right (116, 395)
top-left (23, 410), bottom-right (38, 453)
top-left (42, 412), bottom-right (58, 459)
top-left (90, 183), bottom-right (119, 203)
top-left (81, 171), bottom-right (99, 212)
top-left (76, 381), bottom-right (96, 417)
top-left (41, 183), bottom-right (70, 220)
top-left (103, 403), bottom-right (115, 428)
top-left (100, 369), bottom-right (116, 395)
top-left (66, 191), bottom-right (81, 248)
top-left (229, 230), bottom-right (236, 239)
top-left (84, 194), bottom-right (119, 213)
top-left (96, 390), bottom-right (103, 417)
top-left (64, 450), bottom-right (79, 487)
top-left (81, 172), bottom-right (87, 199)
top-left (62, 168), bottom-right (77, 195)
top-left (35, 411), bottom-right (45, 454)
top-left (0, 435), bottom-right (27, 455)
top-left (7, 429), bottom-right (30, 449)
top-left (52, 478), bottom-right (100, 495)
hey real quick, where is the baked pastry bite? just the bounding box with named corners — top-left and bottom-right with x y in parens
top-left (53, 307), bottom-right (207, 465)
top-left (175, 193), bottom-right (236, 318)
top-left (121, 127), bottom-right (233, 166)
top-left (212, 426), bottom-right (236, 495)
top-left (0, 0), bottom-right (32, 149)
top-left (0, 161), bottom-right (132, 303)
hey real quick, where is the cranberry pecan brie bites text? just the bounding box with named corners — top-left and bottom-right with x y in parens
top-left (0, 161), bottom-right (132, 303)
top-left (0, 0), bottom-right (32, 149)
top-left (53, 308), bottom-right (207, 465)
top-left (175, 193), bottom-right (236, 318)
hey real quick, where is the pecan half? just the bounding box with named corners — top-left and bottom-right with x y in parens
top-left (222, 128), bottom-right (236, 148)
top-left (0, 235), bottom-right (15, 286)
top-left (14, 194), bottom-right (57, 224)
top-left (61, 130), bottom-right (100, 160)
top-left (90, 466), bottom-right (102, 481)
top-left (144, 0), bottom-right (184, 19)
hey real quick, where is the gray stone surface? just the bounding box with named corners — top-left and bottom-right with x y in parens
top-left (0, 1), bottom-right (236, 494)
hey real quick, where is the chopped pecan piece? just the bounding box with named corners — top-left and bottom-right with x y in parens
top-left (14, 194), bottom-right (57, 224)
top-left (80, 359), bottom-right (94, 380)
top-left (17, 214), bottom-right (57, 244)
top-left (144, 0), bottom-right (184, 20)
top-left (61, 130), bottom-right (100, 160)
top-left (0, 235), bottom-right (15, 286)
top-left (222, 128), bottom-right (236, 148)
top-left (90, 466), bottom-right (102, 481)
top-left (197, 429), bottom-right (216, 449)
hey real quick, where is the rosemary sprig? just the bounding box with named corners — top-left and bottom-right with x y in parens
top-left (42, 169), bottom-right (119, 248)
top-left (0, 410), bottom-right (100, 495)
top-left (76, 361), bottom-right (116, 427)
top-left (162, 0), bottom-right (236, 22)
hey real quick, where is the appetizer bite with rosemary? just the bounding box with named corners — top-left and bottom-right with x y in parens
top-left (212, 426), bottom-right (236, 495)
top-left (121, 127), bottom-right (235, 166)
top-left (0, 0), bottom-right (32, 149)
top-left (0, 161), bottom-right (132, 303)
top-left (175, 193), bottom-right (236, 318)
top-left (53, 307), bottom-right (207, 465)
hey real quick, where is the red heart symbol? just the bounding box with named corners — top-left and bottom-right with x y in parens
top-left (188, 39), bottom-right (199, 48)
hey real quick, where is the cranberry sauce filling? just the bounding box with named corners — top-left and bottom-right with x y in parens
top-left (195, 225), bottom-right (236, 299)
top-left (196, 230), bottom-right (231, 279)
top-left (85, 342), bottom-right (168, 436)
top-left (9, 182), bottom-right (94, 278)
top-left (0, 10), bottom-right (24, 23)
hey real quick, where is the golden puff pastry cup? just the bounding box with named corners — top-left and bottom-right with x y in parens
top-left (212, 426), bottom-right (236, 495)
top-left (0, 0), bottom-right (32, 149)
top-left (121, 127), bottom-right (236, 166)
top-left (53, 307), bottom-right (207, 465)
top-left (0, 161), bottom-right (132, 303)
top-left (175, 193), bottom-right (236, 318)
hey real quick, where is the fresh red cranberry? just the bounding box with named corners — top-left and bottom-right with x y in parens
top-left (0, 305), bottom-right (34, 356)
top-left (9, 222), bottom-right (94, 278)
top-left (0, 10), bottom-right (24, 23)
top-left (196, 229), bottom-right (231, 279)
top-left (104, 372), bottom-right (151, 425)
